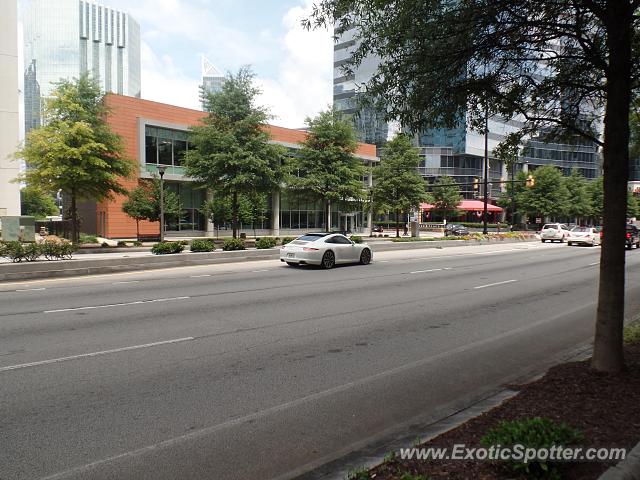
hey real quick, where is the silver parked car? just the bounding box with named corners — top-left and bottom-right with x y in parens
top-left (280, 233), bottom-right (372, 269)
top-left (540, 223), bottom-right (570, 243)
top-left (567, 226), bottom-right (601, 247)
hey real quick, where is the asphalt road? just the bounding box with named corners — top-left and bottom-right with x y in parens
top-left (1, 242), bottom-right (639, 480)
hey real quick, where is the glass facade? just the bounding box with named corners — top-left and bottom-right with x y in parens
top-left (23, 0), bottom-right (141, 135)
top-left (144, 126), bottom-right (191, 175)
top-left (200, 56), bottom-right (225, 111)
top-left (165, 182), bottom-right (207, 232)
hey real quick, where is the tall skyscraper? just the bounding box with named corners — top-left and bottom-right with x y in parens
top-left (200, 56), bottom-right (225, 111)
top-left (333, 28), bottom-right (600, 199)
top-left (22, 0), bottom-right (141, 134)
top-left (0, 0), bottom-right (21, 216)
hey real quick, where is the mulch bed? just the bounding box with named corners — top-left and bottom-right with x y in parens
top-left (371, 343), bottom-right (640, 479)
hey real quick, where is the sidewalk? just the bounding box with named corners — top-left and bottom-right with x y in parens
top-left (0, 236), bottom-right (538, 282)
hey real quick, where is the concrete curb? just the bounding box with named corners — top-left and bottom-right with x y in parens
top-left (0, 237), bottom-right (538, 282)
top-left (598, 442), bottom-right (640, 480)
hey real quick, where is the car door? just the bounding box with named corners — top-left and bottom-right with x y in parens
top-left (328, 235), bottom-right (357, 263)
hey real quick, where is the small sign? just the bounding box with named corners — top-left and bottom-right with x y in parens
top-left (536, 217), bottom-right (542, 224)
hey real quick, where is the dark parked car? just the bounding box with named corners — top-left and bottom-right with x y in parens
top-left (445, 223), bottom-right (470, 237)
top-left (626, 224), bottom-right (640, 249)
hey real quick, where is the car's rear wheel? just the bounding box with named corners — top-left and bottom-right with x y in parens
top-left (360, 248), bottom-right (371, 265)
top-left (567, 242), bottom-right (572, 246)
top-left (286, 261), bottom-right (297, 267)
top-left (541, 239), bottom-right (546, 243)
top-left (321, 250), bottom-right (335, 269)
top-left (559, 236), bottom-right (565, 243)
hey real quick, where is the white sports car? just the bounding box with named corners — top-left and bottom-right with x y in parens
top-left (280, 233), bottom-right (372, 269)
top-left (567, 226), bottom-right (601, 246)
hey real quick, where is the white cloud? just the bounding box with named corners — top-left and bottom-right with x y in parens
top-left (120, 0), bottom-right (333, 127)
top-left (256, 1), bottom-right (334, 128)
top-left (138, 42), bottom-right (201, 110)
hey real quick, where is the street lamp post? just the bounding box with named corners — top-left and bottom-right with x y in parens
top-left (157, 165), bottom-right (167, 242)
top-left (483, 107), bottom-right (489, 235)
top-left (510, 161), bottom-right (516, 230)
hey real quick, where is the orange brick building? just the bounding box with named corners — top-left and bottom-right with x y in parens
top-left (89, 94), bottom-right (378, 239)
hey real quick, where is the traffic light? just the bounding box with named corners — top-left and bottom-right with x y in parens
top-left (473, 177), bottom-right (479, 191)
top-left (526, 174), bottom-right (535, 188)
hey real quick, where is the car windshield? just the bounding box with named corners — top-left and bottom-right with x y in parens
top-left (572, 227), bottom-right (591, 232)
top-left (542, 224), bottom-right (559, 230)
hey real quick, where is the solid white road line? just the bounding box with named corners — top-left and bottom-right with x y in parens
top-left (589, 262), bottom-right (600, 266)
top-left (15, 288), bottom-right (46, 292)
top-left (112, 281), bottom-right (140, 285)
top-left (190, 274), bottom-right (211, 278)
top-left (410, 268), bottom-right (443, 274)
top-left (0, 337), bottom-right (194, 373)
top-left (474, 279), bottom-right (518, 290)
top-left (44, 296), bottom-right (190, 314)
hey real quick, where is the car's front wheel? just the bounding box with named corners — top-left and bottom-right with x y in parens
top-left (567, 241), bottom-right (572, 246)
top-left (321, 250), bottom-right (335, 269)
top-left (541, 239), bottom-right (546, 243)
top-left (360, 248), bottom-right (372, 265)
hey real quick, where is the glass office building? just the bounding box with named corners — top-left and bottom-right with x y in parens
top-left (200, 56), bottom-right (225, 111)
top-left (22, 0), bottom-right (141, 134)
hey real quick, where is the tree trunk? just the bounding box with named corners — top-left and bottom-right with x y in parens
top-left (232, 191), bottom-right (239, 239)
top-left (136, 219), bottom-right (140, 240)
top-left (70, 188), bottom-right (79, 244)
top-left (325, 200), bottom-right (331, 231)
top-left (592, 6), bottom-right (632, 373)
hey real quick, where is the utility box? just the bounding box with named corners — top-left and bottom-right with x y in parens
top-left (410, 221), bottom-right (420, 237)
top-left (0, 216), bottom-right (36, 242)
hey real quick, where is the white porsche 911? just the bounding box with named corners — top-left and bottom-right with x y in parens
top-left (279, 233), bottom-right (372, 269)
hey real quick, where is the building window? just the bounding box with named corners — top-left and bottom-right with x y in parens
top-left (144, 126), bottom-right (190, 167)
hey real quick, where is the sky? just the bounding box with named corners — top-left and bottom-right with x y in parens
top-left (19, 0), bottom-right (335, 129)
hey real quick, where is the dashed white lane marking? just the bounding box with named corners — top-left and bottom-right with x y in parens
top-left (410, 268), bottom-right (443, 274)
top-left (251, 269), bottom-right (270, 273)
top-left (44, 296), bottom-right (190, 314)
top-left (112, 281), bottom-right (140, 285)
top-left (474, 279), bottom-right (518, 289)
top-left (15, 288), bottom-right (46, 292)
top-left (589, 262), bottom-right (599, 266)
top-left (0, 337), bottom-right (194, 373)
top-left (190, 274), bottom-right (211, 278)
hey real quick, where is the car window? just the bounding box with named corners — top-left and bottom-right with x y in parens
top-left (326, 235), bottom-right (352, 244)
top-left (542, 224), bottom-right (558, 230)
top-left (296, 234), bottom-right (328, 242)
top-left (572, 227), bottom-right (590, 232)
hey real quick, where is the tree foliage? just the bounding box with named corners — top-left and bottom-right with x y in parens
top-left (185, 67), bottom-right (285, 238)
top-left (291, 108), bottom-right (366, 230)
top-left (372, 134), bottom-right (428, 237)
top-left (430, 175), bottom-right (462, 221)
top-left (15, 74), bottom-right (132, 243)
top-left (122, 178), bottom-right (181, 238)
top-left (564, 169), bottom-right (592, 221)
top-left (306, 0), bottom-right (639, 372)
top-left (20, 186), bottom-right (59, 219)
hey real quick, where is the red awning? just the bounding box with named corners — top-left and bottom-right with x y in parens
top-left (420, 200), bottom-right (503, 213)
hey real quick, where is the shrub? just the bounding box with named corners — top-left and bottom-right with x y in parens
top-left (281, 236), bottom-right (295, 245)
top-left (79, 234), bottom-right (99, 244)
top-left (222, 238), bottom-right (246, 251)
top-left (624, 320), bottom-right (640, 345)
top-left (190, 238), bottom-right (216, 252)
top-left (132, 241), bottom-right (143, 247)
top-left (179, 240), bottom-right (190, 246)
top-left (350, 235), bottom-right (363, 243)
top-left (117, 241), bottom-right (128, 247)
top-left (255, 237), bottom-right (277, 249)
top-left (101, 242), bottom-right (109, 247)
top-left (41, 240), bottom-right (75, 260)
top-left (2, 241), bottom-right (27, 262)
top-left (480, 417), bottom-right (583, 478)
top-left (151, 241), bottom-right (185, 255)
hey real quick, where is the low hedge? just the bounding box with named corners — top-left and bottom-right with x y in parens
top-left (190, 238), bottom-right (216, 252)
top-left (255, 237), bottom-right (277, 249)
top-left (280, 236), bottom-right (295, 245)
top-left (151, 241), bottom-right (184, 255)
top-left (222, 238), bottom-right (246, 251)
top-left (349, 235), bottom-right (363, 244)
top-left (0, 240), bottom-right (75, 262)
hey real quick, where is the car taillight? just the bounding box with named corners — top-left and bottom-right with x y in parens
top-left (626, 233), bottom-right (632, 239)
top-left (303, 247), bottom-right (319, 251)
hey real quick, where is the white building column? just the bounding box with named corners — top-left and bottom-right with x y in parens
top-left (0, 0), bottom-right (21, 218)
top-left (271, 190), bottom-right (280, 237)
top-left (206, 189), bottom-right (214, 236)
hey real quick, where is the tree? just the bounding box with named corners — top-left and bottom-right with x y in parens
top-left (201, 195), bottom-right (232, 237)
top-left (497, 171), bottom-right (528, 226)
top-left (628, 193), bottom-right (640, 219)
top-left (518, 166), bottom-right (568, 221)
top-left (587, 177), bottom-right (605, 224)
top-left (122, 178), bottom-right (181, 239)
top-left (238, 191), bottom-right (269, 238)
top-left (15, 74), bottom-right (132, 243)
top-left (292, 108), bottom-right (366, 231)
top-left (372, 134), bottom-right (428, 237)
top-left (307, 0), bottom-right (639, 371)
top-left (431, 176), bottom-right (462, 222)
top-left (185, 67), bottom-right (285, 238)
top-left (20, 186), bottom-right (59, 219)
top-left (563, 169), bottom-right (592, 223)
